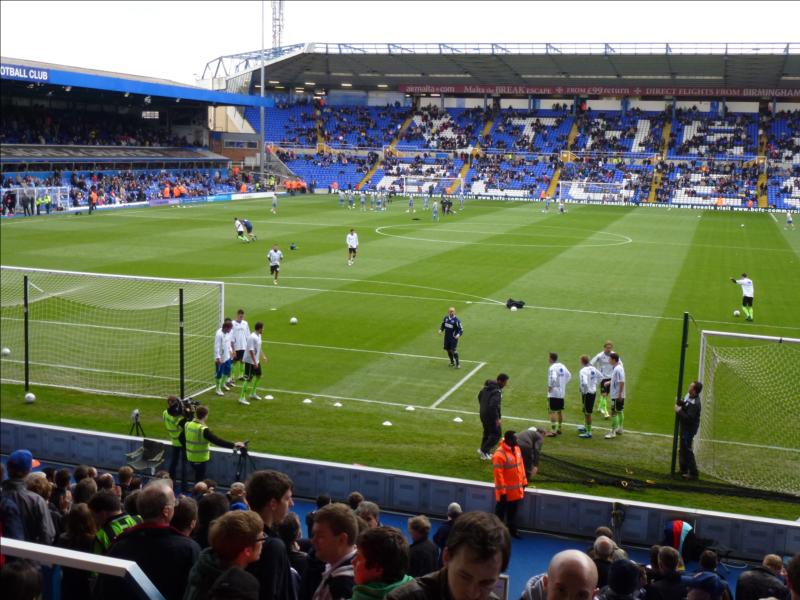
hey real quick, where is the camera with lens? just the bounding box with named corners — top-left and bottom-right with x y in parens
top-left (168, 396), bottom-right (200, 419)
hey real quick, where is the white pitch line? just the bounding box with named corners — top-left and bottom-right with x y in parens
top-left (219, 386), bottom-right (798, 454)
top-left (769, 212), bottom-right (778, 223)
top-left (430, 361), bottom-right (487, 408)
top-left (266, 339), bottom-right (481, 364)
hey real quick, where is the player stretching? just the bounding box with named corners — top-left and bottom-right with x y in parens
top-left (239, 322), bottom-right (267, 405)
top-left (234, 217), bottom-right (248, 242)
top-left (730, 272), bottom-right (754, 321)
top-left (590, 341), bottom-right (614, 419)
top-left (267, 244), bottom-right (284, 285)
top-left (546, 352), bottom-right (571, 435)
top-left (231, 309), bottom-right (251, 383)
top-left (577, 355), bottom-right (603, 439)
top-left (439, 307), bottom-right (463, 368)
top-left (604, 352), bottom-right (625, 439)
top-left (241, 218), bottom-right (256, 241)
top-left (346, 228), bottom-right (359, 266)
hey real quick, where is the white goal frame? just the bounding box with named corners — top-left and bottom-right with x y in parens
top-left (0, 265), bottom-right (225, 398)
top-left (697, 329), bottom-right (800, 495)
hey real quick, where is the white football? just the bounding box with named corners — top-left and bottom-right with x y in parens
top-left (290, 317), bottom-right (298, 325)
top-left (510, 306), bottom-right (518, 312)
top-left (733, 310), bottom-right (741, 317)
top-left (1, 347), bottom-right (10, 356)
top-left (24, 392), bottom-right (36, 403)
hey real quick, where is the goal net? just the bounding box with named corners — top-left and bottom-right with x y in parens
top-left (0, 266), bottom-right (224, 399)
top-left (401, 176), bottom-right (464, 197)
top-left (558, 180), bottom-right (642, 204)
top-left (697, 330), bottom-right (800, 496)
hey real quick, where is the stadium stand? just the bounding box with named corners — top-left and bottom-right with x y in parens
top-left (483, 107), bottom-right (573, 154)
top-left (244, 100), bottom-right (317, 145)
top-left (656, 159), bottom-right (760, 207)
top-left (466, 154), bottom-right (556, 198)
top-left (321, 104), bottom-right (410, 148)
top-left (572, 109), bottom-right (667, 156)
top-left (400, 106), bottom-right (486, 150)
top-left (668, 109), bottom-right (758, 159)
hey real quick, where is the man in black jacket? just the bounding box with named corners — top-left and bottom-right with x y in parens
top-left (477, 374), bottom-right (509, 460)
top-left (736, 554), bottom-right (790, 600)
top-left (675, 381), bottom-right (703, 480)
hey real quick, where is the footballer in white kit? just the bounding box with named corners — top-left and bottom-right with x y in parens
top-left (239, 322), bottom-right (267, 405)
top-left (346, 229), bottom-right (359, 266)
top-left (605, 353), bottom-right (626, 439)
top-left (547, 352), bottom-right (572, 435)
top-left (730, 273), bottom-right (754, 321)
top-left (590, 341), bottom-right (614, 418)
top-left (577, 355), bottom-right (604, 438)
top-left (231, 309), bottom-right (251, 383)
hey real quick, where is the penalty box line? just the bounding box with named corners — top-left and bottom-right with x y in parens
top-left (207, 386), bottom-right (799, 454)
top-left (430, 362), bottom-right (487, 408)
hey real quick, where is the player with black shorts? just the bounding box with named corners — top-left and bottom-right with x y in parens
top-left (267, 245), bottom-right (283, 285)
top-left (439, 307), bottom-right (463, 368)
top-left (547, 352), bottom-right (572, 435)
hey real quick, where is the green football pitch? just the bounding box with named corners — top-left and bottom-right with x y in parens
top-left (1, 195), bottom-right (799, 519)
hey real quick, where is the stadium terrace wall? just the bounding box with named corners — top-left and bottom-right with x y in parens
top-left (2, 419), bottom-right (797, 561)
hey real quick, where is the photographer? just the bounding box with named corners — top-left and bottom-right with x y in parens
top-left (675, 381), bottom-right (703, 480)
top-left (163, 396), bottom-right (188, 489)
top-left (184, 405), bottom-right (245, 484)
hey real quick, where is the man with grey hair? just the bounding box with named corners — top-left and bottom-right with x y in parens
top-left (521, 549), bottom-right (599, 600)
top-left (355, 500), bottom-right (381, 529)
top-left (593, 536), bottom-right (615, 588)
top-left (95, 481), bottom-right (200, 600)
top-left (433, 502), bottom-right (462, 568)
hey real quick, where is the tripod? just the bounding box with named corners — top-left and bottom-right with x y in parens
top-left (234, 444), bottom-right (257, 481)
top-left (129, 410), bottom-right (146, 437)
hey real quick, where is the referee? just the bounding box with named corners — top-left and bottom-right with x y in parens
top-left (439, 307), bottom-right (463, 368)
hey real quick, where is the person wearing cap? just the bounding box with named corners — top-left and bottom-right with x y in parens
top-left (491, 431), bottom-right (527, 539)
top-left (477, 374), bottom-right (509, 460)
top-left (515, 427), bottom-right (545, 480)
top-left (432, 503), bottom-right (461, 568)
top-left (1, 449), bottom-right (55, 544)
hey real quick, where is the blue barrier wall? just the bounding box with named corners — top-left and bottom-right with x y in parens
top-left (2, 418), bottom-right (797, 560)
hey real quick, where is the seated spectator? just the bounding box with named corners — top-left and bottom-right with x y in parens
top-left (735, 554), bottom-right (790, 600)
top-left (520, 549), bottom-right (598, 600)
top-left (95, 481), bottom-right (200, 600)
top-left (351, 526), bottom-right (413, 600)
top-left (184, 510), bottom-right (265, 600)
top-left (386, 511), bottom-right (510, 600)
top-left (593, 536), bottom-right (616, 589)
top-left (432, 502), bottom-right (462, 568)
top-left (171, 495), bottom-right (198, 537)
top-left (598, 559), bottom-right (644, 600)
top-left (647, 547), bottom-right (687, 600)
top-left (55, 503), bottom-right (97, 600)
top-left (87, 489), bottom-right (141, 554)
top-left (193, 492), bottom-right (230, 549)
top-left (355, 501), bottom-right (381, 529)
top-left (407, 515), bottom-right (438, 578)
top-left (311, 502), bottom-right (359, 600)
top-left (0, 449), bottom-right (55, 544)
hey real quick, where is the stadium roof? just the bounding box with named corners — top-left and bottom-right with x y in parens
top-left (1, 57), bottom-right (272, 107)
top-left (204, 43), bottom-right (800, 97)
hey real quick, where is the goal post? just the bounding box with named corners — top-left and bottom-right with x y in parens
top-left (695, 329), bottom-right (800, 496)
top-left (0, 266), bottom-right (224, 399)
top-left (401, 176), bottom-right (464, 197)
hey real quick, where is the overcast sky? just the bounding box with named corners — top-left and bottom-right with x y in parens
top-left (1, 1), bottom-right (796, 85)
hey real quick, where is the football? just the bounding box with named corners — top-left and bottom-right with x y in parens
top-left (24, 392), bottom-right (36, 404)
top-left (510, 306), bottom-right (518, 312)
top-left (1, 347), bottom-right (10, 357)
top-left (733, 310), bottom-right (741, 317)
top-left (290, 317), bottom-right (298, 325)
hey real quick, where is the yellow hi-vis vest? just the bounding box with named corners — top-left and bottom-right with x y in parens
top-left (185, 419), bottom-right (210, 463)
top-left (163, 410), bottom-right (183, 447)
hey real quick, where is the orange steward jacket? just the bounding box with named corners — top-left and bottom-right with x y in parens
top-left (492, 441), bottom-right (527, 501)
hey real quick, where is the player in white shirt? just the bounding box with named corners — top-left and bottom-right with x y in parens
top-left (346, 228), bottom-right (359, 266)
top-left (267, 245), bottom-right (284, 285)
top-left (233, 217), bottom-right (248, 243)
top-left (577, 355), bottom-right (604, 439)
top-left (605, 352), bottom-right (626, 439)
top-left (546, 352), bottom-right (572, 435)
top-left (239, 322), bottom-right (267, 405)
top-left (339, 190), bottom-right (345, 208)
top-left (230, 309), bottom-right (251, 383)
top-left (271, 195), bottom-right (278, 215)
top-left (213, 318), bottom-right (234, 396)
top-left (786, 211), bottom-right (795, 230)
top-left (590, 341), bottom-right (614, 419)
top-left (730, 272), bottom-right (754, 321)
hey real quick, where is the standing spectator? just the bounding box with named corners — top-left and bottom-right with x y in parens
top-left (118, 466), bottom-right (135, 500)
top-left (311, 503), bottom-right (359, 600)
top-left (306, 495), bottom-right (332, 538)
top-left (277, 512), bottom-right (309, 588)
top-left (88, 490), bottom-right (141, 554)
top-left (0, 449), bottom-right (55, 544)
top-left (163, 396), bottom-right (188, 486)
top-left (73, 477), bottom-right (97, 505)
top-left (593, 536), bottom-right (616, 589)
top-left (347, 492), bottom-right (364, 511)
top-left (193, 492), bottom-right (230, 549)
top-left (675, 381), bottom-right (703, 480)
top-left (647, 547), bottom-right (687, 600)
top-left (492, 431), bottom-right (527, 539)
top-left (386, 511), bottom-right (510, 600)
top-left (95, 481), bottom-right (200, 600)
top-left (477, 374), bottom-right (508, 460)
top-left (171, 496), bottom-right (199, 537)
top-left (0, 559), bottom-right (42, 600)
top-left (184, 405), bottom-right (245, 484)
top-left (25, 473), bottom-right (64, 536)
top-left (245, 470), bottom-right (294, 600)
top-left (787, 554), bottom-right (800, 600)
top-left (735, 554), bottom-right (790, 600)
top-left (598, 559), bottom-right (643, 600)
top-left (351, 526), bottom-right (413, 600)
top-left (184, 510), bottom-right (265, 600)
top-left (432, 503), bottom-right (461, 569)
top-left (407, 515), bottom-right (438, 577)
top-left (684, 571), bottom-right (727, 600)
top-left (55, 503), bottom-right (97, 600)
